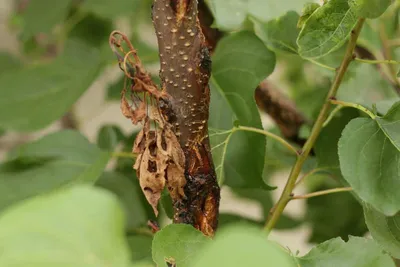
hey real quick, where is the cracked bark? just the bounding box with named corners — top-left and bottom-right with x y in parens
top-left (152, 0), bottom-right (220, 236)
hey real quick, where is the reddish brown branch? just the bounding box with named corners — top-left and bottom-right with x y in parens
top-left (198, 0), bottom-right (223, 52)
top-left (152, 0), bottom-right (220, 236)
top-left (255, 81), bottom-right (309, 145)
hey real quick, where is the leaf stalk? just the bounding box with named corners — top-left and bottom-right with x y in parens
top-left (291, 187), bottom-right (353, 200)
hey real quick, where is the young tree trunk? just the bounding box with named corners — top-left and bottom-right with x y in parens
top-left (152, 0), bottom-right (220, 236)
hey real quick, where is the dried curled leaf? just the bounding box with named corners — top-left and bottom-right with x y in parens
top-left (109, 30), bottom-right (187, 216)
top-left (120, 90), bottom-right (147, 124)
top-left (135, 131), bottom-right (167, 216)
top-left (133, 123), bottom-right (186, 215)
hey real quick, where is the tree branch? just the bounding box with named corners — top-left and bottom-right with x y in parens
top-left (264, 18), bottom-right (366, 233)
top-left (152, 0), bottom-right (220, 236)
top-left (255, 81), bottom-right (309, 146)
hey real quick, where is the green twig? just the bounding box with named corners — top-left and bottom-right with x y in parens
top-left (236, 126), bottom-right (299, 156)
top-left (323, 105), bottom-right (344, 127)
top-left (264, 18), bottom-right (366, 234)
top-left (330, 99), bottom-right (376, 119)
top-left (213, 125), bottom-right (299, 185)
top-left (215, 131), bottom-right (234, 185)
top-left (306, 58), bottom-right (336, 71)
top-left (355, 58), bottom-right (400, 65)
top-left (291, 187), bottom-right (353, 200)
top-left (294, 168), bottom-right (330, 188)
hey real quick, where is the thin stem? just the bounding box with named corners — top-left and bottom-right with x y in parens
top-left (330, 99), bottom-right (376, 119)
top-left (216, 131), bottom-right (234, 185)
top-left (112, 152), bottom-right (137, 159)
top-left (236, 125), bottom-right (299, 156)
top-left (264, 18), bottom-right (365, 234)
top-left (291, 187), bottom-right (353, 200)
top-left (208, 129), bottom-right (233, 137)
top-left (323, 105), bottom-right (344, 127)
top-left (294, 168), bottom-right (329, 188)
top-left (306, 58), bottom-right (336, 71)
top-left (355, 58), bottom-right (400, 65)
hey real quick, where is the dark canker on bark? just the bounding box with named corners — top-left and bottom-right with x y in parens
top-left (152, 0), bottom-right (220, 236)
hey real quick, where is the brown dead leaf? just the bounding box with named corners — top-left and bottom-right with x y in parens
top-left (166, 163), bottom-right (186, 199)
top-left (134, 131), bottom-right (167, 216)
top-left (133, 122), bottom-right (186, 216)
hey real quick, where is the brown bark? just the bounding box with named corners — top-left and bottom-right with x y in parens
top-left (255, 81), bottom-right (309, 145)
top-left (152, 0), bottom-right (220, 236)
top-left (198, 0), bottom-right (223, 52)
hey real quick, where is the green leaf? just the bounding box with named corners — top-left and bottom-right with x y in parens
top-left (218, 213), bottom-right (262, 228)
top-left (107, 76), bottom-right (125, 101)
top-left (305, 181), bottom-right (368, 243)
top-left (97, 125), bottom-right (125, 150)
top-left (297, 236), bottom-right (395, 267)
top-left (297, 0), bottom-right (358, 59)
top-left (108, 131), bottom-right (157, 222)
top-left (95, 172), bottom-right (147, 230)
top-left (349, 0), bottom-right (393, 19)
top-left (81, 0), bottom-right (141, 19)
top-left (315, 109), bottom-right (359, 173)
top-left (298, 3), bottom-right (321, 29)
top-left (252, 11), bottom-right (300, 54)
top-left (191, 224), bottom-right (296, 267)
top-left (0, 53), bottom-right (22, 74)
top-left (337, 64), bottom-right (398, 109)
top-left (152, 224), bottom-right (211, 267)
top-left (0, 40), bottom-right (102, 131)
top-left (210, 31), bottom-right (276, 189)
top-left (127, 235), bottom-right (153, 263)
top-left (0, 130), bottom-right (110, 212)
top-left (358, 22), bottom-right (382, 55)
top-left (207, 0), bottom-right (308, 31)
top-left (160, 189), bottom-right (174, 219)
top-left (69, 13), bottom-right (113, 49)
top-left (364, 203), bottom-right (400, 259)
top-left (0, 186), bottom-right (132, 267)
top-left (376, 101), bottom-right (400, 151)
top-left (339, 118), bottom-right (400, 215)
top-left (232, 188), bottom-right (302, 230)
top-left (132, 261), bottom-right (155, 267)
top-left (20, 0), bottom-right (73, 40)
top-left (376, 98), bottom-right (400, 115)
